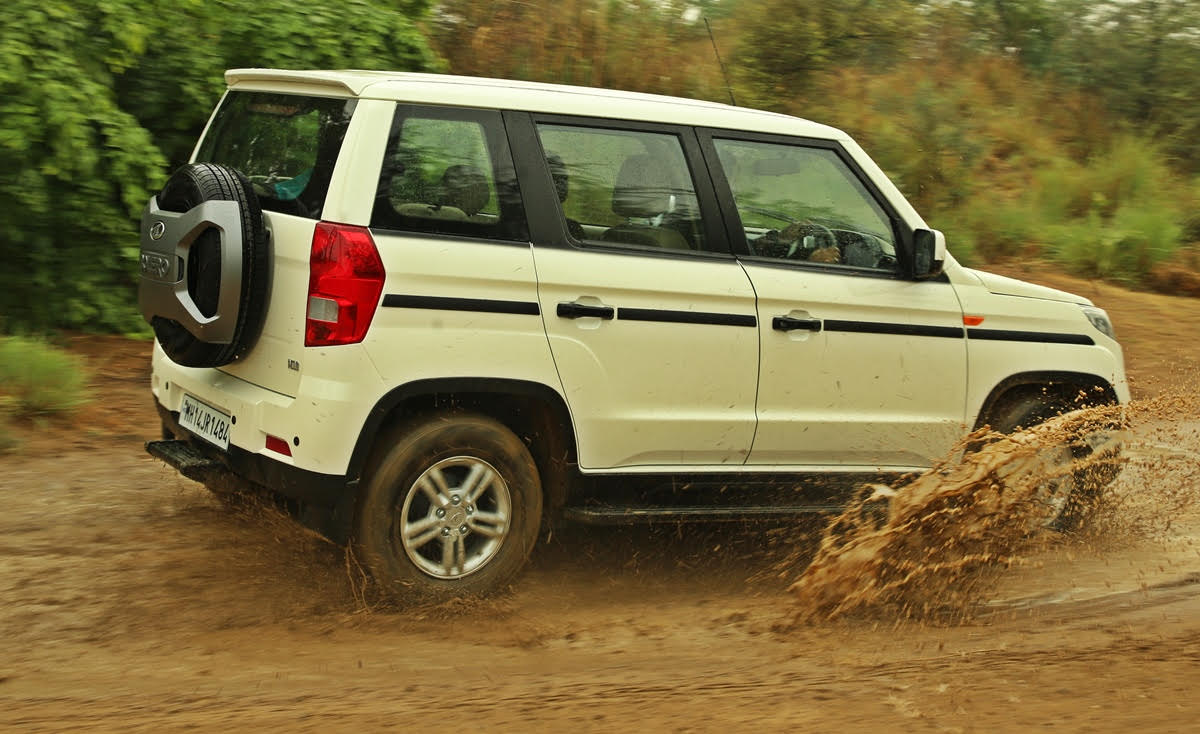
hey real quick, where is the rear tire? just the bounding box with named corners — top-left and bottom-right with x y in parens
top-left (354, 414), bottom-right (543, 602)
top-left (152, 163), bottom-right (269, 368)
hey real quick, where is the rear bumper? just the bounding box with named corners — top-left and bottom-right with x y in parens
top-left (155, 401), bottom-right (353, 505)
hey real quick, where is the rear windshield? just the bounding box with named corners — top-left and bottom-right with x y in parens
top-left (195, 91), bottom-right (357, 219)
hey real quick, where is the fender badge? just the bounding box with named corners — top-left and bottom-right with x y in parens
top-left (149, 221), bottom-right (166, 240)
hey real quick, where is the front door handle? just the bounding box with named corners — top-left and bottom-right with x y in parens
top-left (557, 301), bottom-right (615, 320)
top-left (772, 315), bottom-right (822, 332)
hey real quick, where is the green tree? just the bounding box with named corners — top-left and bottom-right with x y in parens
top-left (733, 0), bottom-right (925, 106)
top-left (431, 0), bottom-right (727, 99)
top-left (0, 0), bottom-right (438, 333)
top-left (1047, 0), bottom-right (1200, 171)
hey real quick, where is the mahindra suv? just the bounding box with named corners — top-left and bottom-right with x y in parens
top-left (140, 69), bottom-right (1128, 599)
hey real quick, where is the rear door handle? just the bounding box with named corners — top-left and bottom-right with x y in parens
top-left (557, 301), bottom-right (615, 320)
top-left (772, 315), bottom-right (822, 332)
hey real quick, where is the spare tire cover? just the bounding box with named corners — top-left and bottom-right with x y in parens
top-left (139, 163), bottom-right (269, 368)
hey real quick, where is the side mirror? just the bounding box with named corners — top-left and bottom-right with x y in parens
top-left (912, 228), bottom-right (946, 280)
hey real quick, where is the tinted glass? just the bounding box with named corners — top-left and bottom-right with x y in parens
top-left (536, 124), bottom-right (707, 252)
top-left (715, 138), bottom-right (897, 271)
top-left (371, 106), bottom-right (528, 242)
top-left (196, 91), bottom-right (356, 220)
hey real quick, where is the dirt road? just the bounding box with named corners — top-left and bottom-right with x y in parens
top-left (2, 271), bottom-right (1199, 732)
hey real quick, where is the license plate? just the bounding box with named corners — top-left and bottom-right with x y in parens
top-left (178, 393), bottom-right (231, 450)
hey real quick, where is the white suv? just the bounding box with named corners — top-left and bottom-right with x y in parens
top-left (140, 69), bottom-right (1128, 599)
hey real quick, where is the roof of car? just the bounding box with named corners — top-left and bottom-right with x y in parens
top-left (224, 68), bottom-right (847, 141)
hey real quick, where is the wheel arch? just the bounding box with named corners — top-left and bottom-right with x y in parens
top-left (346, 378), bottom-right (578, 512)
top-left (972, 370), bottom-right (1119, 431)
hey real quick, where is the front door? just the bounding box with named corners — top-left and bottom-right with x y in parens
top-left (706, 134), bottom-right (968, 469)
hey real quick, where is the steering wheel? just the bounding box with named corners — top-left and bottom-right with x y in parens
top-left (778, 220), bottom-right (838, 259)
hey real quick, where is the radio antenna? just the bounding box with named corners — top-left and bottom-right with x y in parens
top-left (704, 16), bottom-right (737, 107)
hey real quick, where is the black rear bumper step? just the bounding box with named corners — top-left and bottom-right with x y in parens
top-left (146, 439), bottom-right (232, 484)
top-left (562, 504), bottom-right (844, 525)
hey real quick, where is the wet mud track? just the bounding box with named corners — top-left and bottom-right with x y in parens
top-left (4, 418), bottom-right (1200, 731)
top-left (3, 276), bottom-right (1200, 732)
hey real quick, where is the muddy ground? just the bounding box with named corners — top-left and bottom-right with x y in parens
top-left (3, 267), bottom-right (1200, 732)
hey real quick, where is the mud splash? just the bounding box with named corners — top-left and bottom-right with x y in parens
top-left (787, 397), bottom-right (1200, 625)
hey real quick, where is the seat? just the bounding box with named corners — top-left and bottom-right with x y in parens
top-left (601, 154), bottom-right (691, 251)
top-left (439, 164), bottom-right (491, 222)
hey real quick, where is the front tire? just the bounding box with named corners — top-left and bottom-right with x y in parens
top-left (354, 414), bottom-right (543, 601)
top-left (989, 394), bottom-right (1115, 532)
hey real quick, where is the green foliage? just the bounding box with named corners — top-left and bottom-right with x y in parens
top-left (1038, 141), bottom-right (1185, 281)
top-left (0, 0), bottom-right (439, 335)
top-left (795, 56), bottom-right (1191, 280)
top-left (0, 336), bottom-right (89, 417)
top-left (0, 1), bottom-right (166, 333)
top-left (1043, 0), bottom-right (1200, 173)
top-left (432, 0), bottom-right (726, 100)
top-left (733, 0), bottom-right (924, 106)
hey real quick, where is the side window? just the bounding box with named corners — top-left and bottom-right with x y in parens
top-left (714, 138), bottom-right (898, 271)
top-left (371, 106), bottom-right (528, 241)
top-left (535, 124), bottom-right (708, 252)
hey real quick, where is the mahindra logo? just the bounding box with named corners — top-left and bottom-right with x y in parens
top-left (149, 220), bottom-right (166, 240)
top-left (140, 251), bottom-right (171, 279)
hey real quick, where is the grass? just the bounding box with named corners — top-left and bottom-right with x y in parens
top-left (0, 336), bottom-right (90, 433)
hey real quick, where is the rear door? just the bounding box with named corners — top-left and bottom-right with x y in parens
top-left (361, 104), bottom-right (558, 391)
top-left (701, 131), bottom-right (968, 469)
top-left (195, 90), bottom-right (360, 397)
top-left (510, 115), bottom-right (759, 471)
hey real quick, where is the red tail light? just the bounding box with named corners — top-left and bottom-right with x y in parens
top-left (305, 222), bottom-right (385, 347)
top-left (265, 434), bottom-right (292, 456)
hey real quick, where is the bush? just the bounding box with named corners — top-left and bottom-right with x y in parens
top-left (0, 0), bottom-right (440, 334)
top-left (797, 60), bottom-right (1190, 285)
top-left (0, 336), bottom-right (90, 417)
top-left (1032, 138), bottom-right (1186, 280)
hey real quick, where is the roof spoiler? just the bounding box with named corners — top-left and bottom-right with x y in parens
top-left (224, 69), bottom-right (371, 96)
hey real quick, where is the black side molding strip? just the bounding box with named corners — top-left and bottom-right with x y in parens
top-left (382, 294), bottom-right (540, 316)
top-left (818, 319), bottom-right (1093, 345)
top-left (968, 328), bottom-right (1095, 346)
top-left (618, 307), bottom-right (757, 328)
top-left (824, 320), bottom-right (964, 339)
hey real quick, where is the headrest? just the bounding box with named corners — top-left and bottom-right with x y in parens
top-left (612, 154), bottom-right (676, 218)
top-left (546, 152), bottom-right (569, 203)
top-left (439, 165), bottom-right (489, 216)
